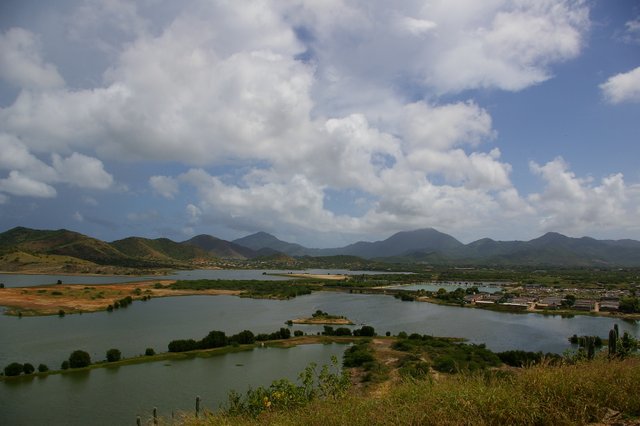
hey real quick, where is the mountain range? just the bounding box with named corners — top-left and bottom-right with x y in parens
top-left (2, 226), bottom-right (640, 268)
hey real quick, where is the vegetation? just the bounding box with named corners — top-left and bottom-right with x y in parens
top-left (169, 279), bottom-right (320, 299)
top-left (169, 328), bottom-right (290, 353)
top-left (223, 357), bottom-right (350, 418)
top-left (3, 362), bottom-right (23, 376)
top-left (106, 348), bottom-right (122, 362)
top-left (145, 348), bottom-right (156, 356)
top-left (497, 350), bottom-right (561, 367)
top-left (181, 356), bottom-right (640, 425)
top-left (68, 350), bottom-right (91, 368)
top-left (392, 334), bottom-right (501, 373)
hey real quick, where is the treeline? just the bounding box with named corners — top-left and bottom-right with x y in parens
top-left (168, 279), bottom-right (318, 299)
top-left (168, 328), bottom-right (290, 353)
top-left (2, 347), bottom-right (156, 377)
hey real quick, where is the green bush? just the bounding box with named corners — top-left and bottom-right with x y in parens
top-left (37, 363), bottom-right (49, 373)
top-left (144, 348), bottom-right (155, 356)
top-left (343, 342), bottom-right (375, 367)
top-left (106, 348), bottom-right (121, 362)
top-left (68, 350), bottom-right (91, 368)
top-left (22, 363), bottom-right (35, 374)
top-left (61, 360), bottom-right (69, 370)
top-left (4, 362), bottom-right (23, 376)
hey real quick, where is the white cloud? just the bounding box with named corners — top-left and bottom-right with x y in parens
top-left (600, 66), bottom-right (640, 104)
top-left (0, 193), bottom-right (8, 204)
top-left (0, 171), bottom-right (57, 198)
top-left (52, 152), bottom-right (114, 189)
top-left (289, 0), bottom-right (589, 96)
top-left (150, 175), bottom-right (179, 199)
top-left (528, 157), bottom-right (640, 233)
top-left (0, 28), bottom-right (65, 89)
top-left (73, 211), bottom-right (84, 222)
top-left (0, 133), bottom-right (113, 197)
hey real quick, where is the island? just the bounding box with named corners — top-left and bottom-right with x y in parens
top-left (289, 310), bottom-right (354, 325)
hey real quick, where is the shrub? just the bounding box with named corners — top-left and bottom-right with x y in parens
top-left (200, 330), bottom-right (229, 349)
top-left (335, 327), bottom-right (352, 336)
top-left (353, 326), bottom-right (375, 337)
top-left (22, 363), bottom-right (35, 374)
top-left (145, 348), bottom-right (155, 356)
top-left (37, 363), bottom-right (49, 373)
top-left (294, 330), bottom-right (304, 337)
top-left (58, 310), bottom-right (65, 317)
top-left (68, 350), bottom-right (91, 368)
top-left (106, 348), bottom-right (121, 362)
top-left (168, 339), bottom-right (199, 352)
top-left (61, 360), bottom-right (69, 370)
top-left (343, 342), bottom-right (375, 367)
top-left (231, 330), bottom-right (255, 345)
top-left (4, 362), bottom-right (23, 376)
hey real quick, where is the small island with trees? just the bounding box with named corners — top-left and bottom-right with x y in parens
top-left (289, 310), bottom-right (354, 325)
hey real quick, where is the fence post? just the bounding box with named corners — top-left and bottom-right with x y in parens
top-left (153, 407), bottom-right (158, 425)
top-left (196, 395), bottom-right (201, 418)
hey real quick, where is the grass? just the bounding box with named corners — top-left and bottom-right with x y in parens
top-left (179, 356), bottom-right (640, 425)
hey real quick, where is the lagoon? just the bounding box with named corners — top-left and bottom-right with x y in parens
top-left (0, 344), bottom-right (346, 426)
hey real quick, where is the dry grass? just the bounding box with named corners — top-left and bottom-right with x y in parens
top-left (178, 356), bottom-right (640, 426)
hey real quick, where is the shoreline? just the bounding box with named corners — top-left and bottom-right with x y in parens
top-left (0, 336), bottom-right (355, 382)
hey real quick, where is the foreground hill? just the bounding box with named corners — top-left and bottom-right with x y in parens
top-left (179, 356), bottom-right (640, 425)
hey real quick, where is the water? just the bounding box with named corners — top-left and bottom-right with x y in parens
top-left (391, 282), bottom-right (502, 294)
top-left (0, 269), bottom-right (394, 288)
top-left (1, 273), bottom-right (639, 425)
top-left (1, 292), bottom-right (637, 369)
top-left (0, 344), bottom-right (346, 426)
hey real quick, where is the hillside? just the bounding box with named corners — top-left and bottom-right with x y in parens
top-left (232, 229), bottom-right (640, 267)
top-left (183, 235), bottom-right (258, 259)
top-left (179, 356), bottom-right (640, 425)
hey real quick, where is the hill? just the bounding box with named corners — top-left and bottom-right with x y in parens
top-left (232, 232), bottom-right (311, 257)
top-left (183, 234), bottom-right (258, 259)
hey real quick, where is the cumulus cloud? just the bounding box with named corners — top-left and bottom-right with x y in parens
top-left (600, 66), bottom-right (640, 104)
top-left (0, 28), bottom-right (65, 89)
top-left (0, 171), bottom-right (57, 198)
top-left (5, 1), bottom-right (637, 243)
top-left (288, 0), bottom-right (589, 97)
top-left (529, 158), bottom-right (640, 233)
top-left (150, 175), bottom-right (179, 199)
top-left (0, 133), bottom-right (113, 198)
top-left (52, 152), bottom-right (114, 189)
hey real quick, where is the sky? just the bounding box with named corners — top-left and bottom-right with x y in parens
top-left (0, 0), bottom-right (639, 248)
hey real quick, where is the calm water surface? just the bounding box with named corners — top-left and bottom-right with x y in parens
top-left (1, 292), bottom-right (637, 368)
top-left (0, 344), bottom-right (346, 426)
top-left (1, 272), bottom-right (638, 425)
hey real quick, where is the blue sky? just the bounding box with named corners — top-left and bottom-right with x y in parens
top-left (0, 0), bottom-right (639, 247)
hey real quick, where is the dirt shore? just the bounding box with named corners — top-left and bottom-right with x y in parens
top-left (291, 317), bottom-right (354, 325)
top-left (0, 280), bottom-right (241, 316)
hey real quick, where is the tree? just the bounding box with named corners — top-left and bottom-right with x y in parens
top-left (106, 348), bottom-right (121, 362)
top-left (37, 363), bottom-right (49, 373)
top-left (4, 362), bottom-right (23, 376)
top-left (22, 363), bottom-right (35, 374)
top-left (231, 330), bottom-right (255, 345)
top-left (145, 348), bottom-right (155, 356)
top-left (61, 360), bottom-right (70, 370)
top-left (200, 330), bottom-right (228, 349)
top-left (68, 350), bottom-right (91, 368)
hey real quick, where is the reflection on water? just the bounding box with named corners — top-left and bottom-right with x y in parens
top-left (0, 344), bottom-right (347, 426)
